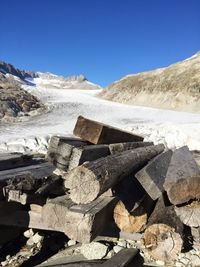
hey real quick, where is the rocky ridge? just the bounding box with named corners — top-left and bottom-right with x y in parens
top-left (98, 52), bottom-right (200, 113)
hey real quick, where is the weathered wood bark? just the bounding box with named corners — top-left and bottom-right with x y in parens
top-left (46, 136), bottom-right (88, 170)
top-left (102, 248), bottom-right (138, 267)
top-left (65, 144), bottom-right (165, 204)
top-left (175, 200), bottom-right (200, 227)
top-left (73, 116), bottom-right (144, 144)
top-left (114, 194), bottom-right (155, 233)
top-left (164, 146), bottom-right (200, 205)
top-left (143, 195), bottom-right (183, 262)
top-left (135, 150), bottom-right (172, 200)
top-left (3, 174), bottom-right (64, 205)
top-left (0, 152), bottom-right (33, 171)
top-left (109, 141), bottom-right (153, 154)
top-left (0, 196), bottom-right (117, 243)
top-left (0, 162), bottom-right (55, 182)
top-left (68, 144), bottom-right (110, 170)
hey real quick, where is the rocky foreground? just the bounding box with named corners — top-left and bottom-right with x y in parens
top-left (98, 52), bottom-right (200, 113)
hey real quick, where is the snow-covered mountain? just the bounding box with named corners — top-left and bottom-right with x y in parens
top-left (0, 61), bottom-right (102, 121)
top-left (0, 61), bottom-right (102, 90)
top-left (98, 52), bottom-right (200, 113)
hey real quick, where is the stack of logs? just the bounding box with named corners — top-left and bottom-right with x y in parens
top-left (0, 115), bottom-right (200, 265)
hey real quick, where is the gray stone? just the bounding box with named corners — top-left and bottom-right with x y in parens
top-left (113, 245), bottom-right (124, 254)
top-left (68, 239), bottom-right (77, 246)
top-left (24, 229), bottom-right (34, 238)
top-left (32, 232), bottom-right (43, 244)
top-left (117, 240), bottom-right (127, 248)
top-left (81, 242), bottom-right (108, 260)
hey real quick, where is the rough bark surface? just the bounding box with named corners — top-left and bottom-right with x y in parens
top-left (109, 142), bottom-right (153, 154)
top-left (65, 144), bottom-right (165, 204)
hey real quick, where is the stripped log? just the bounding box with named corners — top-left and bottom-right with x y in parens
top-left (135, 150), bottom-right (172, 200)
top-left (0, 196), bottom-right (117, 243)
top-left (73, 116), bottom-right (144, 144)
top-left (114, 194), bottom-right (154, 233)
top-left (164, 146), bottom-right (200, 205)
top-left (143, 195), bottom-right (183, 261)
top-left (175, 200), bottom-right (200, 227)
top-left (109, 141), bottom-right (153, 154)
top-left (65, 144), bottom-right (165, 204)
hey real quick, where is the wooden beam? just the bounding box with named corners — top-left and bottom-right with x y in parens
top-left (0, 152), bottom-right (34, 171)
top-left (73, 116), bottom-right (144, 144)
top-left (164, 146), bottom-right (200, 205)
top-left (0, 195), bottom-right (118, 243)
top-left (135, 150), bottom-right (172, 200)
top-left (65, 144), bottom-right (165, 204)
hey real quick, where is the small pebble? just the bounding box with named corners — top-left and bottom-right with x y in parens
top-left (68, 239), bottom-right (77, 246)
top-left (1, 261), bottom-right (8, 267)
top-left (32, 233), bottom-right (43, 244)
top-left (106, 250), bottom-right (115, 259)
top-left (24, 229), bottom-right (34, 238)
top-left (117, 240), bottom-right (127, 248)
top-left (81, 242), bottom-right (108, 260)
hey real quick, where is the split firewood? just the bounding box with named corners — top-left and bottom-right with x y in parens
top-left (108, 141), bottom-right (153, 154)
top-left (175, 200), bottom-right (200, 227)
top-left (135, 150), bottom-right (172, 200)
top-left (64, 144), bottom-right (165, 204)
top-left (164, 146), bottom-right (200, 205)
top-left (143, 195), bottom-right (183, 262)
top-left (73, 115), bottom-right (144, 144)
top-left (114, 195), bottom-right (154, 233)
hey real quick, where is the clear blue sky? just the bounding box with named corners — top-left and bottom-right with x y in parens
top-left (1, 0), bottom-right (199, 87)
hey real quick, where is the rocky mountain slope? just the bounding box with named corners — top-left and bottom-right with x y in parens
top-left (98, 52), bottom-right (200, 113)
top-left (0, 61), bottom-right (101, 121)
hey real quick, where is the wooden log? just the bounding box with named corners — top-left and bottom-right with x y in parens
top-left (135, 150), bottom-right (172, 200)
top-left (73, 116), bottom-right (144, 144)
top-left (101, 248), bottom-right (138, 267)
top-left (64, 144), bottom-right (165, 204)
top-left (164, 146), bottom-right (200, 205)
top-left (68, 144), bottom-right (110, 170)
top-left (109, 141), bottom-right (153, 154)
top-left (175, 200), bottom-right (200, 227)
top-left (114, 194), bottom-right (155, 233)
top-left (143, 195), bottom-right (183, 262)
top-left (0, 162), bottom-right (55, 182)
top-left (1, 195), bottom-right (116, 241)
top-left (46, 136), bottom-right (88, 170)
top-left (0, 152), bottom-right (33, 171)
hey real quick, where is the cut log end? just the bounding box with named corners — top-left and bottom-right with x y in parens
top-left (114, 201), bottom-right (147, 233)
top-left (143, 224), bottom-right (183, 262)
top-left (175, 200), bottom-right (200, 227)
top-left (64, 165), bottom-right (100, 204)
